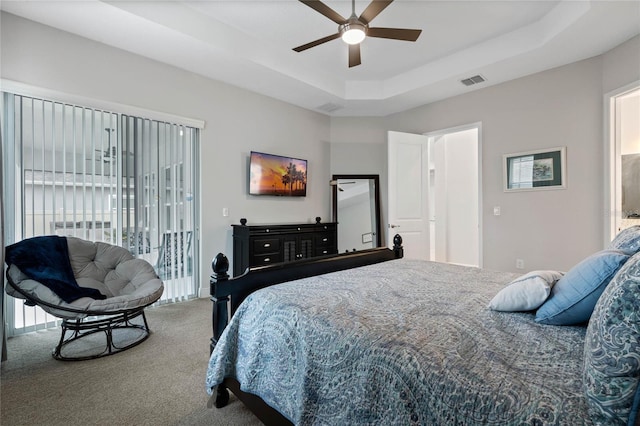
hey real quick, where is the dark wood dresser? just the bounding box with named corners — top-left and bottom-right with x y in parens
top-left (231, 221), bottom-right (338, 276)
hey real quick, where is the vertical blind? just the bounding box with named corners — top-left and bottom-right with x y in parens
top-left (2, 92), bottom-right (199, 336)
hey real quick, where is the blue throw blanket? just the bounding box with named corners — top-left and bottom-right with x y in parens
top-left (5, 235), bottom-right (106, 303)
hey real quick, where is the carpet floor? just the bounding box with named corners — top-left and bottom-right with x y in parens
top-left (1, 298), bottom-right (263, 426)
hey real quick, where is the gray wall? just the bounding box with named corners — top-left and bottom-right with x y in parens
top-left (0, 12), bottom-right (332, 294)
top-left (391, 57), bottom-right (604, 273)
top-left (329, 118), bottom-right (388, 245)
top-left (329, 35), bottom-right (640, 272)
top-left (1, 11), bottom-right (638, 283)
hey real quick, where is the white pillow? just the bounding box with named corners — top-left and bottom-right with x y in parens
top-left (489, 270), bottom-right (564, 312)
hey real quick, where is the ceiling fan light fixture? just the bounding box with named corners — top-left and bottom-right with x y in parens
top-left (340, 22), bottom-right (366, 45)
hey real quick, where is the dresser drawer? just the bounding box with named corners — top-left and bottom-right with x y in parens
top-left (314, 233), bottom-right (333, 247)
top-left (250, 253), bottom-right (283, 266)
top-left (314, 247), bottom-right (335, 257)
top-left (253, 238), bottom-right (280, 255)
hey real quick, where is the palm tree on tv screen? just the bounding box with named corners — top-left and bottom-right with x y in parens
top-left (286, 162), bottom-right (298, 195)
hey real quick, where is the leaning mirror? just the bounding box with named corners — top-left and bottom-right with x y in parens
top-left (331, 174), bottom-right (381, 253)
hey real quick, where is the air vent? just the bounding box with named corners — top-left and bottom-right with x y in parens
top-left (461, 75), bottom-right (486, 86)
top-left (317, 102), bottom-right (343, 113)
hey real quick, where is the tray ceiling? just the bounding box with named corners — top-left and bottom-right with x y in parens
top-left (2, 0), bottom-right (639, 116)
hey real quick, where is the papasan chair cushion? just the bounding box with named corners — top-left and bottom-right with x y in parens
top-left (6, 236), bottom-right (164, 318)
top-left (5, 236), bottom-right (164, 360)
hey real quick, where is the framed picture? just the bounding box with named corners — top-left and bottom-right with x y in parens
top-left (503, 147), bottom-right (566, 192)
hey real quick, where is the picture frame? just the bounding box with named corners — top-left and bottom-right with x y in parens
top-left (503, 147), bottom-right (566, 192)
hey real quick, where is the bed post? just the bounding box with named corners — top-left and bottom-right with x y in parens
top-left (210, 253), bottom-right (230, 355)
top-left (393, 234), bottom-right (403, 259)
top-left (210, 253), bottom-right (232, 409)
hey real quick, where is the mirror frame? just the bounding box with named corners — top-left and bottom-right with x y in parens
top-left (331, 174), bottom-right (382, 248)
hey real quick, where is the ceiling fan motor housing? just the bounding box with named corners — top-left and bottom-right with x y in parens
top-left (339, 17), bottom-right (367, 45)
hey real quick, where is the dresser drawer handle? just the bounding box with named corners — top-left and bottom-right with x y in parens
top-left (264, 258), bottom-right (271, 262)
top-left (263, 243), bottom-right (271, 248)
top-left (322, 238), bottom-right (328, 242)
top-left (322, 250), bottom-right (328, 254)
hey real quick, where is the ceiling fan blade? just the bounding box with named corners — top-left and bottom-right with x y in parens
top-left (299, 0), bottom-right (346, 24)
top-left (359, 0), bottom-right (394, 25)
top-left (367, 27), bottom-right (422, 42)
top-left (348, 44), bottom-right (361, 68)
top-left (293, 33), bottom-right (341, 52)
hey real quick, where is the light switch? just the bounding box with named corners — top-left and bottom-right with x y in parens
top-left (493, 206), bottom-right (501, 216)
top-left (222, 207), bottom-right (229, 217)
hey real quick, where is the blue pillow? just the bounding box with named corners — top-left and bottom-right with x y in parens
top-left (535, 249), bottom-right (629, 325)
top-left (630, 385), bottom-right (640, 426)
top-left (608, 225), bottom-right (640, 255)
top-left (583, 251), bottom-right (640, 425)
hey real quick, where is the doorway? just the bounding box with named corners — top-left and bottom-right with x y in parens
top-left (388, 123), bottom-right (481, 267)
top-left (605, 82), bottom-right (640, 244)
top-left (427, 126), bottom-right (480, 266)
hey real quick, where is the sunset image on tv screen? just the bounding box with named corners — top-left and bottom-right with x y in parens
top-left (249, 152), bottom-right (307, 196)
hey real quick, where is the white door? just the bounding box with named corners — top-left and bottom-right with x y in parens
top-left (387, 131), bottom-right (429, 260)
top-left (388, 127), bottom-right (481, 266)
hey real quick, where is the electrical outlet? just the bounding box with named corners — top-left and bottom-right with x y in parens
top-left (516, 259), bottom-right (524, 269)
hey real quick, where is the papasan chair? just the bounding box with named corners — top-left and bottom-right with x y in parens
top-left (4, 235), bottom-right (164, 360)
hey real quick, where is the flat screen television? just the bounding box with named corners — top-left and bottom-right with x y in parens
top-left (249, 151), bottom-right (307, 197)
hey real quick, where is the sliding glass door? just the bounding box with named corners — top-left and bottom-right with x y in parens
top-left (2, 93), bottom-right (199, 335)
top-left (121, 115), bottom-right (198, 301)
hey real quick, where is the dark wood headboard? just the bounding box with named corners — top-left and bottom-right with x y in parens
top-left (209, 235), bottom-right (404, 353)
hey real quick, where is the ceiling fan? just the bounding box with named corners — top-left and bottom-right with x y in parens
top-left (293, 0), bottom-right (422, 68)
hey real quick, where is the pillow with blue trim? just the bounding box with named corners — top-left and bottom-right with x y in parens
top-left (535, 250), bottom-right (629, 325)
top-left (608, 225), bottom-right (640, 255)
top-left (488, 270), bottom-right (563, 312)
top-left (583, 251), bottom-right (640, 425)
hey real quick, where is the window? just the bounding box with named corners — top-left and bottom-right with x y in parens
top-left (2, 93), bottom-right (200, 335)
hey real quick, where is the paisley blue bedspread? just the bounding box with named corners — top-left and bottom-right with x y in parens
top-left (206, 259), bottom-right (592, 425)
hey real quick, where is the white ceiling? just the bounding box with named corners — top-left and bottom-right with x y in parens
top-left (2, 0), bottom-right (639, 116)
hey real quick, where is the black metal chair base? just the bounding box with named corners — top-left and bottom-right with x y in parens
top-left (53, 309), bottom-right (152, 361)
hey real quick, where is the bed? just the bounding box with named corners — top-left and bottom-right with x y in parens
top-left (206, 231), bottom-right (640, 426)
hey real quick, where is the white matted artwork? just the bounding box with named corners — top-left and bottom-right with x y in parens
top-left (503, 147), bottom-right (566, 192)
